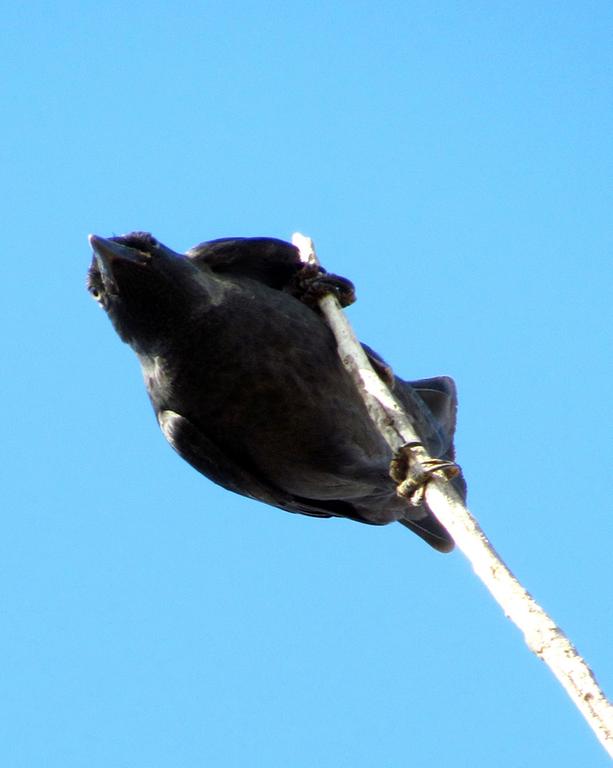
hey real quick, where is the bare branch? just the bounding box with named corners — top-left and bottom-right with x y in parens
top-left (292, 232), bottom-right (613, 758)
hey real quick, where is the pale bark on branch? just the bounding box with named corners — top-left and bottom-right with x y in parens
top-left (292, 232), bottom-right (613, 759)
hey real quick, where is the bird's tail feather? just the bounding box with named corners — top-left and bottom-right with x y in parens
top-left (399, 511), bottom-right (455, 553)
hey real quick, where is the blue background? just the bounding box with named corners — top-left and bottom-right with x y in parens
top-left (3, 2), bottom-right (612, 766)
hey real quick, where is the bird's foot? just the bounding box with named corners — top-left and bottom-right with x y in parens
top-left (390, 443), bottom-right (461, 506)
top-left (288, 263), bottom-right (356, 308)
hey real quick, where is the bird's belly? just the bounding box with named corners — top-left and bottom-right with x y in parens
top-left (172, 347), bottom-right (392, 499)
top-left (155, 296), bottom-right (395, 501)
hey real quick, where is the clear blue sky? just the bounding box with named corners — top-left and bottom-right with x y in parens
top-left (3, 2), bottom-right (612, 766)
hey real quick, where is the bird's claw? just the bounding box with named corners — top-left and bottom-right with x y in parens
top-left (390, 443), bottom-right (460, 506)
top-left (289, 263), bottom-right (356, 308)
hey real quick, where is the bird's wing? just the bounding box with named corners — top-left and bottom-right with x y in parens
top-left (392, 373), bottom-right (468, 525)
top-left (389, 375), bottom-right (459, 460)
top-left (405, 376), bottom-right (458, 454)
top-left (157, 409), bottom-right (334, 519)
top-left (186, 237), bottom-right (303, 290)
top-left (361, 344), bottom-right (458, 459)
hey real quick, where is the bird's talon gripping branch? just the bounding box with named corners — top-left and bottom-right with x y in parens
top-left (390, 443), bottom-right (460, 506)
top-left (289, 263), bottom-right (356, 308)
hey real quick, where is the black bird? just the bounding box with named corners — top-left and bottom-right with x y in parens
top-left (87, 232), bottom-right (465, 552)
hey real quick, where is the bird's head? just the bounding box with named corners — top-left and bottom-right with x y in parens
top-left (87, 232), bottom-right (204, 353)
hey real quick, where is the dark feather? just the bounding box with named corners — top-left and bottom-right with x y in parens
top-left (87, 232), bottom-right (466, 552)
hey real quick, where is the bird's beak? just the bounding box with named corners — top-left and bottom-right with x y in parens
top-left (88, 234), bottom-right (147, 271)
